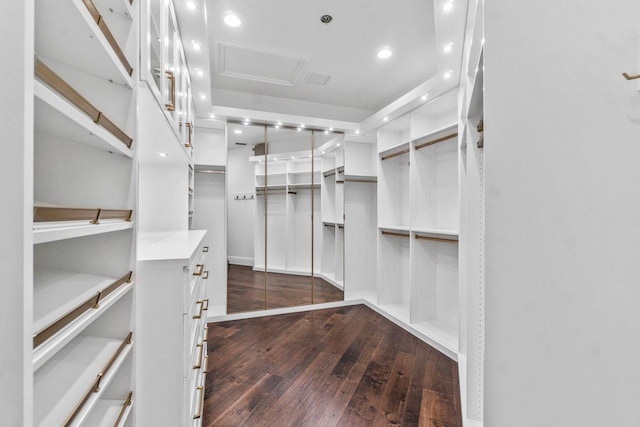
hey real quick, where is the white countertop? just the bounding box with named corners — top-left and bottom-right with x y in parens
top-left (138, 230), bottom-right (207, 261)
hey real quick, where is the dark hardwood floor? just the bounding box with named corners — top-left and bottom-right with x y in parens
top-left (227, 265), bottom-right (344, 314)
top-left (204, 305), bottom-right (462, 426)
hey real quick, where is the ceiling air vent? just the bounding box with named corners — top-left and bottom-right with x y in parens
top-left (305, 73), bottom-right (332, 86)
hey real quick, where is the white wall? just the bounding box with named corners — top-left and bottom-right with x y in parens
top-left (0, 1), bottom-right (33, 425)
top-left (193, 127), bottom-right (225, 166)
top-left (227, 145), bottom-right (255, 265)
top-left (484, 1), bottom-right (640, 426)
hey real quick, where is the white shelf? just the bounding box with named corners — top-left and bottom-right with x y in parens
top-left (33, 267), bottom-right (133, 370)
top-left (378, 225), bottom-right (410, 232)
top-left (378, 302), bottom-right (411, 324)
top-left (35, 0), bottom-right (133, 87)
top-left (34, 81), bottom-right (133, 157)
top-left (412, 228), bottom-right (459, 241)
top-left (378, 140), bottom-right (410, 157)
top-left (82, 396), bottom-right (133, 427)
top-left (345, 289), bottom-right (378, 304)
top-left (138, 230), bottom-right (207, 262)
top-left (34, 335), bottom-right (133, 427)
top-left (344, 174), bottom-right (377, 183)
top-left (412, 320), bottom-right (459, 354)
top-left (33, 220), bottom-right (134, 245)
top-left (412, 123), bottom-right (458, 146)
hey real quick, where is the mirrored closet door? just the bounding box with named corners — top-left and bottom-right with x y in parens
top-left (226, 123), bottom-right (344, 314)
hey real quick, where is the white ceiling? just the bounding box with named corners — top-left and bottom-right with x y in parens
top-left (176, 0), bottom-right (467, 129)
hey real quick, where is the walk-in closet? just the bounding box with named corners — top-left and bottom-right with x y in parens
top-left (3, 0), bottom-right (640, 426)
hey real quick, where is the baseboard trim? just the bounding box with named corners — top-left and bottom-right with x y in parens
top-left (206, 299), bottom-right (362, 322)
top-left (228, 256), bottom-right (253, 266)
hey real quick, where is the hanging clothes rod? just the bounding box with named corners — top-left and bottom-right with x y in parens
top-left (195, 170), bottom-right (225, 174)
top-left (381, 148), bottom-right (410, 161)
top-left (381, 230), bottom-right (409, 238)
top-left (414, 132), bottom-right (458, 151)
top-left (415, 234), bottom-right (458, 244)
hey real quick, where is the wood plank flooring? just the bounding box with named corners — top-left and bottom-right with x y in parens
top-left (227, 265), bottom-right (344, 314)
top-left (204, 305), bottom-right (462, 426)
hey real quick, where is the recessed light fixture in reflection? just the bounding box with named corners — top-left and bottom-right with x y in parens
top-left (158, 152), bottom-right (168, 157)
top-left (187, 1), bottom-right (196, 10)
top-left (224, 13), bottom-right (241, 27)
top-left (442, 1), bottom-right (453, 12)
top-left (234, 130), bottom-right (242, 134)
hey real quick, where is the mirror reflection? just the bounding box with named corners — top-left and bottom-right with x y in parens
top-left (226, 123), bottom-right (344, 314)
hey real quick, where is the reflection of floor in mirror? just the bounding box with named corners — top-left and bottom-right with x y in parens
top-left (227, 264), bottom-right (344, 314)
top-left (203, 305), bottom-right (462, 426)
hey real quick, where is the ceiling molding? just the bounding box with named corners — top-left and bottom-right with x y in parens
top-left (215, 40), bottom-right (312, 87)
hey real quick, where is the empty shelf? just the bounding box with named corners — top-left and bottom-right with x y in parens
top-left (34, 333), bottom-right (133, 427)
top-left (379, 141), bottom-right (410, 160)
top-left (35, 0), bottom-right (133, 86)
top-left (33, 267), bottom-right (133, 370)
top-left (35, 60), bottom-right (133, 149)
top-left (82, 392), bottom-right (133, 427)
top-left (344, 174), bottom-right (377, 183)
top-left (413, 228), bottom-right (459, 241)
top-left (34, 81), bottom-right (133, 157)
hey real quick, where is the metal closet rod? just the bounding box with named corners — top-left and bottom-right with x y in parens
top-left (415, 234), bottom-right (458, 244)
top-left (381, 230), bottom-right (409, 238)
top-left (195, 170), bottom-right (225, 174)
top-left (227, 119), bottom-right (346, 134)
top-left (414, 132), bottom-right (458, 151)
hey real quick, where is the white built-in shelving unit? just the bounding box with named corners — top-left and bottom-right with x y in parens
top-left (374, 90), bottom-right (460, 360)
top-left (31, 0), bottom-right (138, 424)
top-left (459, 0), bottom-right (484, 424)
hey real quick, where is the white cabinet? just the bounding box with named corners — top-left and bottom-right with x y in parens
top-left (137, 231), bottom-right (209, 427)
top-left (141, 0), bottom-right (195, 155)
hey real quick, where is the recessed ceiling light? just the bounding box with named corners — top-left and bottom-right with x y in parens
top-left (277, 121), bottom-right (282, 126)
top-left (209, 113), bottom-right (215, 118)
top-left (383, 117), bottom-right (388, 122)
top-left (422, 94), bottom-right (428, 101)
top-left (291, 156), bottom-right (295, 159)
top-left (356, 129), bottom-right (360, 134)
top-left (329, 127), bottom-right (333, 131)
top-left (300, 124), bottom-right (305, 128)
top-left (337, 143), bottom-right (341, 147)
top-left (322, 151), bottom-right (326, 154)
top-left (186, 1), bottom-right (196, 10)
top-left (444, 70), bottom-right (453, 79)
top-left (158, 152), bottom-right (169, 157)
top-left (196, 69), bottom-right (204, 77)
top-left (297, 128), bottom-right (301, 131)
top-left (324, 130), bottom-right (329, 134)
top-left (274, 158), bottom-right (277, 161)
top-left (199, 94), bottom-right (206, 100)
top-left (192, 43), bottom-right (201, 51)
top-left (224, 13), bottom-right (241, 27)
top-left (443, 43), bottom-right (453, 53)
top-left (234, 130), bottom-right (242, 134)
top-left (377, 48), bottom-right (393, 59)
top-left (442, 1), bottom-right (453, 12)
top-left (274, 125), bottom-right (281, 129)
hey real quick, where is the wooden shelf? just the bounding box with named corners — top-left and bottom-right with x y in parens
top-left (34, 81), bottom-right (133, 158)
top-left (34, 333), bottom-right (133, 427)
top-left (35, 0), bottom-right (133, 87)
top-left (33, 267), bottom-right (132, 368)
top-left (82, 393), bottom-right (133, 427)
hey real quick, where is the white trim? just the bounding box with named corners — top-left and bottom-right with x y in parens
top-left (228, 256), bottom-right (253, 266)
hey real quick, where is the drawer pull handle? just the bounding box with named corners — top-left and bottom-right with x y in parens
top-left (203, 326), bottom-right (208, 343)
top-left (203, 355), bottom-right (209, 374)
top-left (165, 70), bottom-right (176, 111)
top-left (203, 298), bottom-right (209, 311)
top-left (203, 270), bottom-right (209, 280)
top-left (203, 246), bottom-right (209, 253)
top-left (193, 300), bottom-right (204, 319)
top-left (193, 343), bottom-right (204, 369)
top-left (193, 386), bottom-right (204, 419)
top-left (193, 264), bottom-right (204, 276)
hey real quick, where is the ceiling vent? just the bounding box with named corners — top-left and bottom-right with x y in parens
top-left (305, 73), bottom-right (332, 86)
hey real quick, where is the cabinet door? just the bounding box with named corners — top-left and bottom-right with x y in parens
top-left (164, 2), bottom-right (178, 122)
top-left (143, 0), bottom-right (165, 100)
